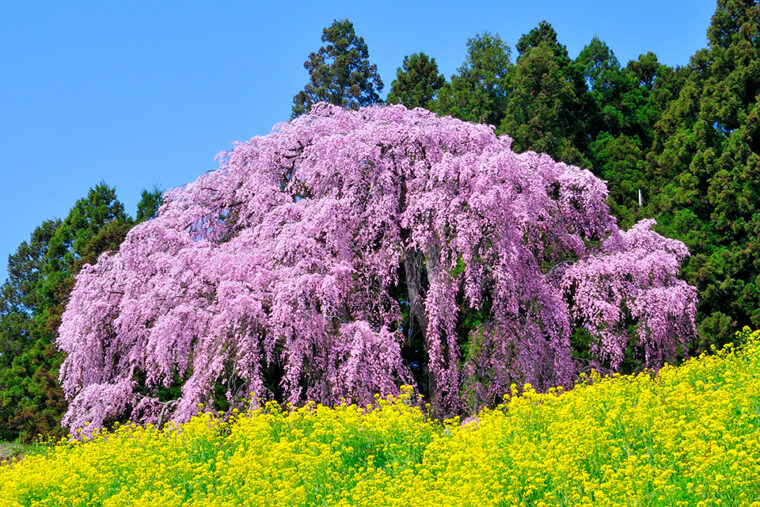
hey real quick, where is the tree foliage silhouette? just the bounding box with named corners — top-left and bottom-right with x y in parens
top-left (292, 19), bottom-right (383, 117)
top-left (387, 52), bottom-right (445, 109)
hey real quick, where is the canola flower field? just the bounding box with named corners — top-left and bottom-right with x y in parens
top-left (2, 330), bottom-right (760, 506)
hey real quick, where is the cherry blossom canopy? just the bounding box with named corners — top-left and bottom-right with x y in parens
top-left (58, 104), bottom-right (696, 433)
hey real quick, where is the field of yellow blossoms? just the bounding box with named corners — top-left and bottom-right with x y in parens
top-left (2, 328), bottom-right (760, 506)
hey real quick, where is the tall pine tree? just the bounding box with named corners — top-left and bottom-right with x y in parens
top-left (433, 32), bottom-right (512, 126)
top-left (387, 52), bottom-right (445, 109)
top-left (578, 39), bottom-right (677, 227)
top-left (500, 21), bottom-right (589, 166)
top-left (292, 19), bottom-right (383, 117)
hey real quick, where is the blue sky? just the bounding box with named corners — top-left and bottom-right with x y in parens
top-left (0, 0), bottom-right (716, 282)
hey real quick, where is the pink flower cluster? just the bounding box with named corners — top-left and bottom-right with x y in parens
top-left (58, 104), bottom-right (696, 433)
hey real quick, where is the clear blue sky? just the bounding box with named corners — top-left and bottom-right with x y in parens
top-left (0, 0), bottom-right (717, 282)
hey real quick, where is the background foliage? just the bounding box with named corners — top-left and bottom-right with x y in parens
top-left (0, 185), bottom-right (161, 442)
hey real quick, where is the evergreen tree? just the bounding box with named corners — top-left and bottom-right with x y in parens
top-left (627, 51), bottom-right (660, 90)
top-left (500, 21), bottom-right (588, 166)
top-left (433, 32), bottom-right (511, 126)
top-left (588, 133), bottom-right (648, 228)
top-left (0, 220), bottom-right (59, 441)
top-left (136, 187), bottom-right (163, 223)
top-left (578, 38), bottom-right (631, 138)
top-left (0, 220), bottom-right (60, 315)
top-left (0, 183), bottom-right (161, 441)
top-left (292, 19), bottom-right (383, 117)
top-left (515, 20), bottom-right (563, 57)
top-left (649, 0), bottom-right (760, 349)
top-left (628, 53), bottom-right (689, 116)
top-left (387, 52), bottom-right (445, 109)
top-left (576, 39), bottom-right (656, 227)
top-left (16, 184), bottom-right (128, 440)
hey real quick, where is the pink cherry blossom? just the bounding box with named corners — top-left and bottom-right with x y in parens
top-left (58, 104), bottom-right (696, 433)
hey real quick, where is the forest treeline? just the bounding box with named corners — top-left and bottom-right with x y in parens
top-left (0, 0), bottom-right (758, 441)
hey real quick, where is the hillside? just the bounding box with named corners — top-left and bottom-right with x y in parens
top-left (2, 328), bottom-right (759, 506)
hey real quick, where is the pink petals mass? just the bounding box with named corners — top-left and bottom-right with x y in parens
top-left (57, 104), bottom-right (697, 433)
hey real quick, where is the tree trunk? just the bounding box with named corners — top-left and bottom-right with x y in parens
top-left (404, 248), bottom-right (436, 404)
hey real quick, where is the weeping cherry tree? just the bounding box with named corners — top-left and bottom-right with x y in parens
top-left (58, 104), bottom-right (697, 433)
